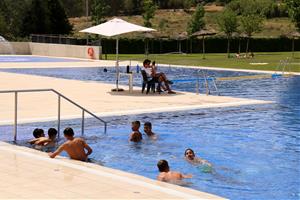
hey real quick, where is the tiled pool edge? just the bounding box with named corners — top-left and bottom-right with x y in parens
top-left (0, 141), bottom-right (226, 199)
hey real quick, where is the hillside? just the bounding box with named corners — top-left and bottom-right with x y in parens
top-left (70, 6), bottom-right (296, 39)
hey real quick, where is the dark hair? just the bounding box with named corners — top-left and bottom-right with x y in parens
top-left (132, 121), bottom-right (141, 127)
top-left (48, 128), bottom-right (57, 138)
top-left (184, 148), bottom-right (195, 156)
top-left (63, 127), bottom-right (74, 137)
top-left (144, 122), bottom-right (152, 128)
top-left (157, 160), bottom-right (169, 172)
top-left (33, 128), bottom-right (42, 138)
top-left (143, 59), bottom-right (151, 66)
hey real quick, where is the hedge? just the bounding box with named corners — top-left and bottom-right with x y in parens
top-left (100, 37), bottom-right (300, 54)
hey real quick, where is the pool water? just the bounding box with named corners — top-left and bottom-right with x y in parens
top-left (0, 55), bottom-right (84, 62)
top-left (0, 66), bottom-right (299, 200)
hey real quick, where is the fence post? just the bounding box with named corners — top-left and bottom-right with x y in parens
top-left (57, 95), bottom-right (61, 139)
top-left (81, 110), bottom-right (85, 136)
top-left (14, 92), bottom-right (18, 142)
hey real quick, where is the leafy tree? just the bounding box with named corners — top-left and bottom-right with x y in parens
top-left (48, 0), bottom-right (73, 34)
top-left (0, 13), bottom-right (8, 37)
top-left (123, 0), bottom-right (135, 14)
top-left (91, 0), bottom-right (110, 25)
top-left (286, 0), bottom-right (300, 31)
top-left (142, 0), bottom-right (157, 27)
top-left (217, 9), bottom-right (238, 58)
top-left (187, 4), bottom-right (205, 35)
top-left (240, 14), bottom-right (264, 53)
top-left (60, 0), bottom-right (85, 17)
top-left (20, 0), bottom-right (50, 37)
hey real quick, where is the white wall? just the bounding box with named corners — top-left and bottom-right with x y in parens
top-left (0, 42), bottom-right (31, 55)
top-left (29, 43), bottom-right (101, 59)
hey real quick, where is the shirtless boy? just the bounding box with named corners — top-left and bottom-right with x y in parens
top-left (157, 160), bottom-right (192, 182)
top-left (129, 121), bottom-right (143, 142)
top-left (144, 122), bottom-right (157, 140)
top-left (48, 127), bottom-right (92, 161)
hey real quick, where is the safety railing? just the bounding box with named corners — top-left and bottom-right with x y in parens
top-left (0, 89), bottom-right (107, 142)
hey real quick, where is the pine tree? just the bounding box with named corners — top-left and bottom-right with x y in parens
top-left (20, 0), bottom-right (50, 36)
top-left (47, 0), bottom-right (73, 34)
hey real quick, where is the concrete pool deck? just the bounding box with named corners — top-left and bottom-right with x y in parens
top-left (0, 141), bottom-right (225, 199)
top-left (0, 71), bottom-right (271, 125)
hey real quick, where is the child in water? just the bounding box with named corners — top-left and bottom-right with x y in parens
top-left (184, 148), bottom-right (212, 172)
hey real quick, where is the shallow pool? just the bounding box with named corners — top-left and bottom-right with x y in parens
top-left (0, 66), bottom-right (299, 200)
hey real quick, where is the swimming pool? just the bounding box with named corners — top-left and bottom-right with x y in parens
top-left (0, 66), bottom-right (299, 200)
top-left (0, 55), bottom-right (84, 62)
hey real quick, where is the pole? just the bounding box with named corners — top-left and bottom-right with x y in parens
top-left (292, 37), bottom-right (295, 58)
top-left (86, 0), bottom-right (89, 45)
top-left (81, 110), bottom-right (85, 136)
top-left (57, 95), bottom-right (61, 139)
top-left (202, 36), bottom-right (205, 59)
top-left (116, 38), bottom-right (119, 91)
top-left (14, 92), bottom-right (18, 142)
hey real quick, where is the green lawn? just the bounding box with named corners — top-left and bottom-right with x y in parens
top-left (106, 52), bottom-right (300, 72)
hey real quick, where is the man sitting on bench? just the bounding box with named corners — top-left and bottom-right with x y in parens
top-left (142, 59), bottom-right (175, 94)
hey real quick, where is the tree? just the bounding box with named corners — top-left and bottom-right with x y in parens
top-left (142, 0), bottom-right (157, 27)
top-left (286, 0), bottom-right (300, 31)
top-left (217, 9), bottom-right (238, 58)
top-left (240, 14), bottom-right (264, 53)
top-left (48, 0), bottom-right (73, 34)
top-left (123, 0), bottom-right (135, 14)
top-left (60, 0), bottom-right (85, 17)
top-left (0, 13), bottom-right (8, 37)
top-left (187, 4), bottom-right (205, 35)
top-left (91, 0), bottom-right (110, 25)
top-left (20, 0), bottom-right (50, 37)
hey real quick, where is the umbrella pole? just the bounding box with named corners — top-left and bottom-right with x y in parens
top-left (112, 37), bottom-right (124, 92)
top-left (202, 36), bottom-right (205, 59)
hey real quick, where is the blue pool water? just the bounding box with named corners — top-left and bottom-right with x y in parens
top-left (0, 55), bottom-right (84, 62)
top-left (0, 66), bottom-right (299, 200)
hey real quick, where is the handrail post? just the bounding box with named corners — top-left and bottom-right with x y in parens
top-left (81, 110), bottom-right (85, 136)
top-left (57, 95), bottom-right (61, 139)
top-left (14, 92), bottom-right (18, 142)
top-left (104, 122), bottom-right (107, 134)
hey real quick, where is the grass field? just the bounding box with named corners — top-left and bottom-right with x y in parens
top-left (106, 52), bottom-right (300, 72)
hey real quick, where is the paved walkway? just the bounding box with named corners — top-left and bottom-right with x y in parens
top-left (0, 141), bottom-right (225, 199)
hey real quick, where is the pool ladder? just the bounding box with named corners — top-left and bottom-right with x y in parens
top-left (275, 58), bottom-right (292, 77)
top-left (196, 70), bottom-right (220, 96)
top-left (0, 89), bottom-right (108, 142)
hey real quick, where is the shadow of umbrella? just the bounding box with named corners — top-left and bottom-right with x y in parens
top-left (286, 31), bottom-right (300, 58)
top-left (171, 32), bottom-right (188, 53)
top-left (192, 29), bottom-right (216, 59)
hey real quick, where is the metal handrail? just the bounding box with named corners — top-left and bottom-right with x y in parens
top-left (0, 89), bottom-right (107, 142)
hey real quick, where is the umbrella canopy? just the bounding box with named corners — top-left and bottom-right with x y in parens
top-left (80, 18), bottom-right (156, 91)
top-left (80, 18), bottom-right (155, 37)
top-left (191, 29), bottom-right (216, 37)
top-left (192, 29), bottom-right (217, 59)
top-left (285, 31), bottom-right (300, 58)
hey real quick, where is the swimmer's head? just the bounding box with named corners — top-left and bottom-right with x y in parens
top-left (157, 160), bottom-right (169, 172)
top-left (144, 122), bottom-right (152, 134)
top-left (185, 148), bottom-right (195, 160)
top-left (131, 121), bottom-right (140, 131)
top-left (103, 68), bottom-right (108, 72)
top-left (33, 128), bottom-right (42, 138)
top-left (48, 128), bottom-right (58, 140)
top-left (63, 127), bottom-right (74, 139)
